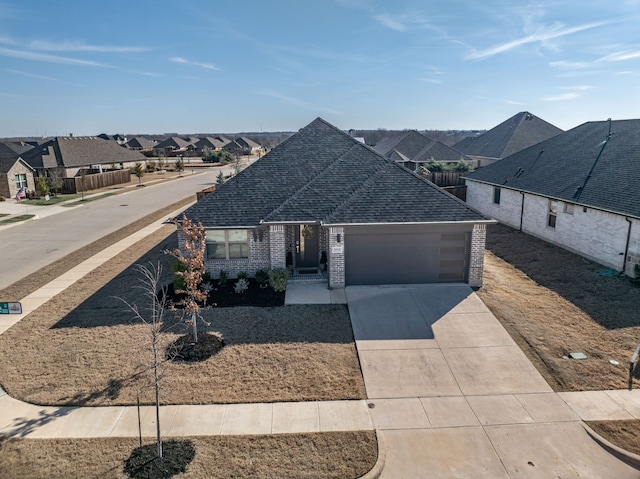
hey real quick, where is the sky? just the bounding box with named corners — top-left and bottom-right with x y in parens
top-left (1, 0), bottom-right (639, 137)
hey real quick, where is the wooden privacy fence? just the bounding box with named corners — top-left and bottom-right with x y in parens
top-left (422, 171), bottom-right (470, 187)
top-left (60, 170), bottom-right (131, 194)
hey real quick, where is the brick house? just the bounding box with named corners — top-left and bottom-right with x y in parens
top-left (180, 118), bottom-right (492, 289)
top-left (465, 118), bottom-right (640, 277)
top-left (0, 157), bottom-right (35, 199)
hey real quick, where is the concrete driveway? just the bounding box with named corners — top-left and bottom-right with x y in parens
top-left (346, 284), bottom-right (640, 478)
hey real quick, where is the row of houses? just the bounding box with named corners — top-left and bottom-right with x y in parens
top-left (123, 134), bottom-right (262, 157)
top-left (0, 133), bottom-right (264, 198)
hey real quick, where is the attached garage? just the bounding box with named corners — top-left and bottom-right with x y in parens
top-left (344, 224), bottom-right (471, 285)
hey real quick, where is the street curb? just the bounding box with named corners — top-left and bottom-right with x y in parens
top-left (582, 422), bottom-right (640, 470)
top-left (359, 430), bottom-right (387, 479)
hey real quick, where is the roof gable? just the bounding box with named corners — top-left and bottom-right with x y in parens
top-left (466, 118), bottom-right (640, 218)
top-left (454, 112), bottom-right (563, 159)
top-left (185, 118), bottom-right (487, 226)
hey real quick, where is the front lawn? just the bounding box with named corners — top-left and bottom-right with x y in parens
top-left (0, 227), bottom-right (366, 407)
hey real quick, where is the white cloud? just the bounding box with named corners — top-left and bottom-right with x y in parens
top-left (28, 40), bottom-right (148, 53)
top-left (374, 13), bottom-right (407, 32)
top-left (598, 50), bottom-right (640, 62)
top-left (170, 57), bottom-right (220, 71)
top-left (549, 60), bottom-right (592, 70)
top-left (466, 21), bottom-right (608, 60)
top-left (544, 92), bottom-right (581, 101)
top-left (0, 46), bottom-right (108, 67)
top-left (7, 68), bottom-right (58, 81)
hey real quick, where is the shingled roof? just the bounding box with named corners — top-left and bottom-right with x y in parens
top-left (21, 136), bottom-right (146, 169)
top-left (184, 118), bottom-right (488, 227)
top-left (454, 112), bottom-right (563, 160)
top-left (0, 142), bottom-right (34, 159)
top-left (125, 137), bottom-right (156, 149)
top-left (375, 130), bottom-right (468, 164)
top-left (465, 118), bottom-right (640, 219)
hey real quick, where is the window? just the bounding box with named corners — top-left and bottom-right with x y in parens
top-left (548, 200), bottom-right (557, 228)
top-left (564, 203), bottom-right (574, 215)
top-left (493, 187), bottom-right (501, 204)
top-left (15, 173), bottom-right (27, 190)
top-left (205, 229), bottom-right (248, 259)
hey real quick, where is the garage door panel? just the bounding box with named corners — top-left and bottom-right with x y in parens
top-left (345, 230), bottom-right (468, 285)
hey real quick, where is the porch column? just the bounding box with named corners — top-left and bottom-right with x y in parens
top-left (269, 224), bottom-right (286, 269)
top-left (328, 226), bottom-right (345, 289)
top-left (469, 223), bottom-right (487, 288)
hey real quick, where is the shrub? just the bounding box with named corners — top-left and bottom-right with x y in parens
top-left (146, 160), bottom-right (157, 172)
top-left (269, 268), bottom-right (289, 293)
top-left (172, 261), bottom-right (186, 290)
top-left (0, 195), bottom-right (5, 202)
top-left (35, 177), bottom-right (50, 196)
top-left (202, 271), bottom-right (211, 284)
top-left (218, 270), bottom-right (228, 286)
top-left (255, 269), bottom-right (269, 286)
top-left (234, 278), bottom-right (249, 294)
top-left (237, 271), bottom-right (248, 280)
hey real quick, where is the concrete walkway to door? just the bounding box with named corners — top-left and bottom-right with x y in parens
top-left (346, 284), bottom-right (640, 478)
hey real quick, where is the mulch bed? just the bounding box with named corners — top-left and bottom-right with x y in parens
top-left (164, 278), bottom-right (285, 308)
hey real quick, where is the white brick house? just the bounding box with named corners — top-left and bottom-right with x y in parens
top-left (466, 118), bottom-right (640, 277)
top-left (180, 118), bottom-right (493, 289)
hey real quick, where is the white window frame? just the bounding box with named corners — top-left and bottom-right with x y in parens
top-left (205, 229), bottom-right (249, 260)
top-left (15, 173), bottom-right (27, 190)
top-left (547, 200), bottom-right (558, 228)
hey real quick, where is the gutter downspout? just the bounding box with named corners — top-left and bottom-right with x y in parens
top-left (622, 218), bottom-right (633, 274)
top-left (519, 193), bottom-right (525, 232)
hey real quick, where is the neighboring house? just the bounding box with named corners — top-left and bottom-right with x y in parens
top-left (152, 137), bottom-right (196, 155)
top-left (234, 136), bottom-right (262, 154)
top-left (465, 118), bottom-right (640, 277)
top-left (374, 130), bottom-right (471, 170)
top-left (125, 137), bottom-right (157, 150)
top-left (454, 112), bottom-right (563, 167)
top-left (21, 136), bottom-right (147, 177)
top-left (98, 133), bottom-right (128, 144)
top-left (194, 136), bottom-right (230, 154)
top-left (222, 137), bottom-right (262, 156)
top-left (180, 118), bottom-right (493, 289)
top-left (0, 157), bottom-right (35, 199)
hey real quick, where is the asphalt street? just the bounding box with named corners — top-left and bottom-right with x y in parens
top-left (0, 170), bottom-right (218, 291)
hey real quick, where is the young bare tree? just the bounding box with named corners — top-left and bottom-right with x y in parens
top-left (46, 168), bottom-right (64, 196)
top-left (166, 214), bottom-right (208, 343)
top-left (119, 263), bottom-right (167, 459)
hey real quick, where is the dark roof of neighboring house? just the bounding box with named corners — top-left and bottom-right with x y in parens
top-left (184, 118), bottom-right (488, 227)
top-left (153, 137), bottom-right (193, 150)
top-left (0, 157), bottom-right (34, 174)
top-left (125, 137), bottom-right (156, 149)
top-left (235, 136), bottom-right (261, 149)
top-left (195, 137), bottom-right (228, 150)
top-left (454, 112), bottom-right (563, 160)
top-left (0, 142), bottom-right (34, 159)
top-left (21, 136), bottom-right (146, 169)
top-left (375, 131), bottom-right (468, 164)
top-left (466, 118), bottom-right (640, 218)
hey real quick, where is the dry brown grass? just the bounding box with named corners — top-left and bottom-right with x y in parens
top-left (0, 226), bottom-right (365, 406)
top-left (477, 223), bottom-right (640, 392)
top-left (0, 431), bottom-right (378, 479)
top-left (478, 224), bottom-right (640, 457)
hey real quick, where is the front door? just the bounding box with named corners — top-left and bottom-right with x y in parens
top-left (295, 225), bottom-right (320, 268)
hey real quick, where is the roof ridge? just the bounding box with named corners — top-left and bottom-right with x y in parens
top-left (262, 142), bottom-right (362, 222)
